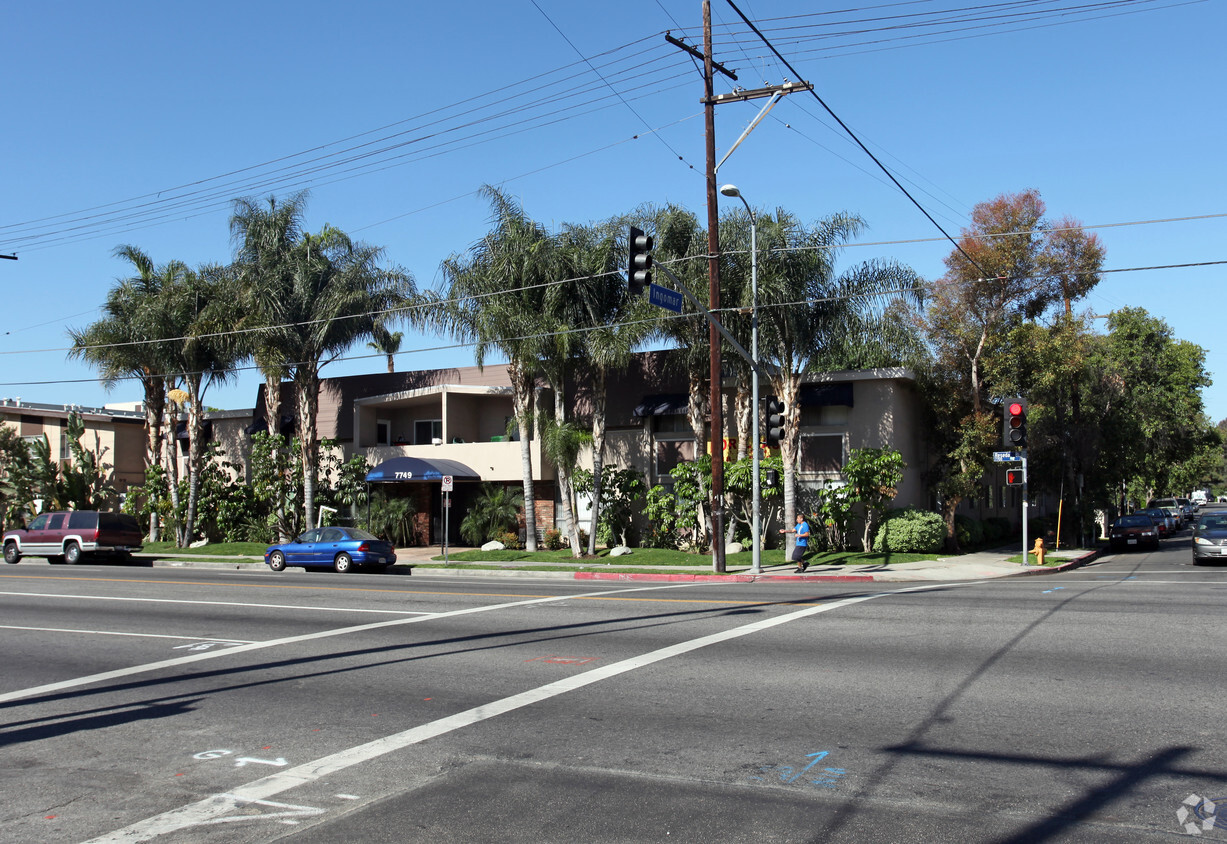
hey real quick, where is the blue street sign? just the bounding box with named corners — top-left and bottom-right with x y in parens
top-left (648, 283), bottom-right (683, 313)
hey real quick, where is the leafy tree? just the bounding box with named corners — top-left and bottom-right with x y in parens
top-left (574, 466), bottom-right (647, 548)
top-left (0, 426), bottom-right (39, 530)
top-left (841, 447), bottom-right (906, 551)
top-left (920, 190), bottom-right (1105, 548)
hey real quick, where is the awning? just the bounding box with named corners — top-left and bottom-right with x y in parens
top-left (365, 456), bottom-right (483, 483)
top-left (633, 393), bottom-right (688, 417)
top-left (799, 383), bottom-right (853, 407)
top-left (175, 420), bottom-right (214, 440)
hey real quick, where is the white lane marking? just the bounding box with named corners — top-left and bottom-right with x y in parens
top-left (0, 625), bottom-right (253, 644)
top-left (82, 582), bottom-right (960, 843)
top-left (0, 591), bottom-right (433, 616)
top-left (0, 582), bottom-right (702, 706)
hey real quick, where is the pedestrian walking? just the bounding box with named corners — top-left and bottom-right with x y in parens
top-left (780, 512), bottom-right (811, 572)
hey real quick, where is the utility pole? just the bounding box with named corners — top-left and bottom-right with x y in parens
top-left (701, 2), bottom-right (726, 573)
top-left (667, 5), bottom-right (811, 573)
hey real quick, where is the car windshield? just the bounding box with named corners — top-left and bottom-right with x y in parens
top-left (1197, 519), bottom-right (1227, 532)
top-left (347, 528), bottom-right (381, 541)
top-left (1117, 515), bottom-right (1152, 527)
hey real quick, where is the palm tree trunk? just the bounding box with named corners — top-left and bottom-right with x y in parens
top-left (587, 367), bottom-right (608, 556)
top-left (181, 377), bottom-right (205, 547)
top-left (297, 370), bottom-right (321, 532)
top-left (142, 377), bottom-right (165, 542)
top-left (163, 400), bottom-right (182, 544)
top-left (552, 388), bottom-right (583, 558)
top-left (777, 375), bottom-right (802, 557)
top-left (510, 361), bottom-right (537, 551)
top-left (263, 370), bottom-right (288, 541)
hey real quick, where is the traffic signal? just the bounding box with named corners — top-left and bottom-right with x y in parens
top-left (628, 225), bottom-right (653, 295)
top-left (1006, 467), bottom-right (1024, 486)
top-left (765, 396), bottom-right (786, 446)
top-left (1004, 400), bottom-right (1027, 449)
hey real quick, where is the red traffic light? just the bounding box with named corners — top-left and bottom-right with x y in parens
top-left (1008, 402), bottom-right (1023, 416)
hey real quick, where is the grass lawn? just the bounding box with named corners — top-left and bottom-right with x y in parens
top-left (140, 541), bottom-right (267, 558)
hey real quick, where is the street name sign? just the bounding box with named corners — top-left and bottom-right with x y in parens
top-left (648, 283), bottom-right (683, 313)
top-left (993, 451), bottom-right (1021, 463)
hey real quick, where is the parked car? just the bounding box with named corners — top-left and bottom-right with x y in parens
top-left (1109, 514), bottom-right (1160, 551)
top-left (1148, 499), bottom-right (1184, 529)
top-left (1192, 513), bottom-right (1227, 563)
top-left (1142, 508), bottom-right (1174, 537)
top-left (3, 510), bottom-right (143, 565)
top-left (264, 527), bottom-right (397, 573)
top-left (1176, 497), bottom-right (1196, 521)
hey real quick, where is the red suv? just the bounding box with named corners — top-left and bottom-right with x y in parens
top-left (3, 511), bottom-right (143, 565)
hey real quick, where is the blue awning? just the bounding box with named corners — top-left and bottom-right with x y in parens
top-left (365, 456), bottom-right (482, 483)
top-left (633, 393), bottom-right (688, 417)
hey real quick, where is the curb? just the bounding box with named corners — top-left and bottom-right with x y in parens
top-left (1010, 546), bottom-right (1104, 576)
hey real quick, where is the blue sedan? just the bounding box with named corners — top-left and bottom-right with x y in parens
top-left (264, 527), bottom-right (397, 573)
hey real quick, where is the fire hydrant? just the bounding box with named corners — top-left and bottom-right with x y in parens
top-left (1031, 537), bottom-right (1046, 566)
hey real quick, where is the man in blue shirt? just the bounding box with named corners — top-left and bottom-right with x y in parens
top-left (781, 512), bottom-right (812, 573)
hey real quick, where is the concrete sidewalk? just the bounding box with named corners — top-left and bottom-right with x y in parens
top-left (129, 544), bottom-right (1101, 583)
top-left (388, 545), bottom-right (1103, 583)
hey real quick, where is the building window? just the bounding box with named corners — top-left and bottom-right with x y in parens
top-left (60, 429), bottom-right (71, 460)
top-left (798, 434), bottom-right (843, 473)
top-left (376, 419), bottom-right (391, 446)
top-left (799, 405), bottom-right (849, 426)
top-left (414, 419), bottom-right (442, 445)
top-left (654, 414), bottom-right (691, 434)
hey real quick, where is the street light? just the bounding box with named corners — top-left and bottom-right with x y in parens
top-left (719, 183), bottom-right (762, 574)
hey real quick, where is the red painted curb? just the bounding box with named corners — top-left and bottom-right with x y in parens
top-left (572, 571), bottom-right (875, 583)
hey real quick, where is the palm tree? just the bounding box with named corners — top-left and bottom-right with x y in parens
top-left (161, 263), bottom-right (242, 546)
top-left (367, 325), bottom-right (403, 373)
top-left (68, 246), bottom-right (182, 541)
top-left (230, 192), bottom-right (308, 433)
top-left (230, 192), bottom-right (309, 540)
top-left (285, 225), bottom-right (416, 531)
top-left (438, 186), bottom-right (555, 551)
top-left (554, 219), bottom-right (653, 554)
top-left (230, 193), bottom-right (416, 532)
top-left (748, 209), bottom-right (921, 546)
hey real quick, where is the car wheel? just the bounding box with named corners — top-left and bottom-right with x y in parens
top-left (334, 552), bottom-right (353, 573)
top-left (63, 542), bottom-right (82, 565)
top-left (268, 551), bottom-right (287, 572)
top-left (3, 542), bottom-right (19, 564)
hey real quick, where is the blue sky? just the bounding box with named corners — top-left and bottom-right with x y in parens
top-left (3, 1), bottom-right (1224, 421)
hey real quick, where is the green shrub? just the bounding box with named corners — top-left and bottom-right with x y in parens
top-left (954, 514), bottom-right (984, 548)
top-left (493, 529), bottom-right (522, 550)
top-left (872, 509), bottom-right (945, 553)
top-left (983, 517), bottom-right (1012, 544)
top-left (543, 528), bottom-right (563, 550)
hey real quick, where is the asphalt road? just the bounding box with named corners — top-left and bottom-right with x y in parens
top-left (1, 527), bottom-right (1225, 843)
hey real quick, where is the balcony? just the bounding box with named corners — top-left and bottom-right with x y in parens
top-left (360, 438), bottom-right (550, 482)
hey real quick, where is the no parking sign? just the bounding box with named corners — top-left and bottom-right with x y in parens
top-left (441, 475), bottom-right (453, 491)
